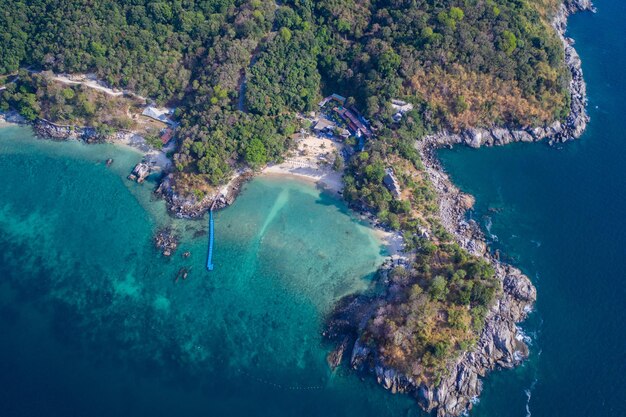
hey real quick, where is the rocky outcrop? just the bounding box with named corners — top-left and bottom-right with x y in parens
top-left (557, 0), bottom-right (595, 137)
top-left (395, 2), bottom-right (595, 405)
top-left (415, 266), bottom-right (536, 416)
top-left (128, 162), bottom-right (151, 183)
top-left (155, 174), bottom-right (214, 219)
top-left (154, 227), bottom-right (179, 256)
top-left (416, 150), bottom-right (537, 416)
top-left (330, 140), bottom-right (538, 415)
top-left (156, 171), bottom-right (253, 219)
top-left (0, 110), bottom-right (27, 125)
top-left (564, 0), bottom-right (595, 14)
top-left (33, 118), bottom-right (105, 142)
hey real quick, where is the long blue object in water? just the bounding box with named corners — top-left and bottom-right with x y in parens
top-left (207, 210), bottom-right (214, 271)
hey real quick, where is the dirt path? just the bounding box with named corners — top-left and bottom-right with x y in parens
top-left (51, 74), bottom-right (148, 101)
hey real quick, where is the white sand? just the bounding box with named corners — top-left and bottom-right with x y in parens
top-left (261, 134), bottom-right (345, 195)
top-left (373, 228), bottom-right (406, 257)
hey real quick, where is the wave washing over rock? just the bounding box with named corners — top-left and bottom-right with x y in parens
top-left (325, 1), bottom-right (594, 416)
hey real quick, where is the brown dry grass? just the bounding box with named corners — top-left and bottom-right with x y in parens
top-left (410, 64), bottom-right (565, 131)
top-left (171, 172), bottom-right (216, 199)
top-left (533, 0), bottom-right (563, 19)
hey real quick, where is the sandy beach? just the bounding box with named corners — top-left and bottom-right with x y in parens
top-left (2, 113), bottom-right (405, 257)
top-left (261, 134), bottom-right (345, 195)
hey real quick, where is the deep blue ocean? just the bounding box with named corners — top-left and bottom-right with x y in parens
top-left (439, 2), bottom-right (626, 415)
top-left (0, 1), bottom-right (624, 416)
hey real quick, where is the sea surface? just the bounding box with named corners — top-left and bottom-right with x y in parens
top-left (0, 127), bottom-right (423, 417)
top-left (0, 2), bottom-right (624, 417)
top-left (438, 1), bottom-right (626, 415)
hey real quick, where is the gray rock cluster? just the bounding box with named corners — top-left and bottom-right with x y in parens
top-left (154, 227), bottom-right (178, 257)
top-left (0, 111), bottom-right (26, 124)
top-left (33, 119), bottom-right (104, 143)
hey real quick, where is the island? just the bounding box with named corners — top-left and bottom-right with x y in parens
top-left (0, 0), bottom-right (594, 415)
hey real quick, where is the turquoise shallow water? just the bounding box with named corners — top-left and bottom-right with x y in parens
top-left (0, 128), bottom-right (420, 417)
top-left (1, 2), bottom-right (625, 416)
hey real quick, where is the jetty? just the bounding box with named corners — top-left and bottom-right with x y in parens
top-left (206, 199), bottom-right (217, 271)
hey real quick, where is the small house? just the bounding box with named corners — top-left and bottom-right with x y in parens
top-left (330, 93), bottom-right (346, 105)
top-left (160, 128), bottom-right (174, 145)
top-left (391, 99), bottom-right (414, 122)
top-left (318, 93), bottom-right (347, 108)
top-left (338, 129), bottom-right (351, 140)
top-left (337, 107), bottom-right (372, 139)
top-left (383, 168), bottom-right (401, 199)
top-left (313, 117), bottom-right (335, 133)
top-left (142, 106), bottom-right (176, 126)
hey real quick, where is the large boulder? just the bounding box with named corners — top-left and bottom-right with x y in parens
top-left (489, 128), bottom-right (514, 145)
top-left (462, 128), bottom-right (492, 148)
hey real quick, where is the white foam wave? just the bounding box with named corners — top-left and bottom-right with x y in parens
top-left (484, 216), bottom-right (499, 241)
top-left (524, 378), bottom-right (538, 417)
top-left (515, 325), bottom-right (534, 346)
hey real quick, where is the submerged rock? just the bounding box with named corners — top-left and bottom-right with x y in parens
top-left (175, 267), bottom-right (189, 283)
top-left (326, 336), bottom-right (349, 370)
top-left (154, 228), bottom-right (178, 257)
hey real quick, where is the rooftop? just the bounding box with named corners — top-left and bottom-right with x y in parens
top-left (142, 106), bottom-right (176, 125)
top-left (313, 117), bottom-right (335, 131)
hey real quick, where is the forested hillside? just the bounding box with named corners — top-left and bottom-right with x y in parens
top-left (310, 0), bottom-right (570, 129)
top-left (2, 0), bottom-right (568, 174)
top-left (0, 0), bottom-right (277, 101)
top-left (1, 0), bottom-right (572, 407)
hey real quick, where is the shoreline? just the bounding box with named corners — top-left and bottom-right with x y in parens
top-left (0, 111), bottom-right (26, 128)
top-left (261, 133), bottom-right (345, 196)
top-left (0, 111), bottom-right (173, 174)
top-left (422, 0), bottom-right (592, 149)
top-left (1, 116), bottom-right (406, 258)
top-left (410, 140), bottom-right (537, 415)
top-left (1, 2), bottom-right (594, 413)
top-left (327, 1), bottom-right (594, 415)
top-left (259, 169), bottom-right (405, 258)
top-left (261, 164), bottom-right (343, 195)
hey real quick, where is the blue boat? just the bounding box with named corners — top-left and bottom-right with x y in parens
top-left (207, 209), bottom-right (215, 271)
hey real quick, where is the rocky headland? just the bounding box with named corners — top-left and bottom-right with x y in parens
top-left (424, 0), bottom-right (592, 150)
top-left (156, 170), bottom-right (254, 219)
top-left (324, 1), bottom-right (593, 416)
